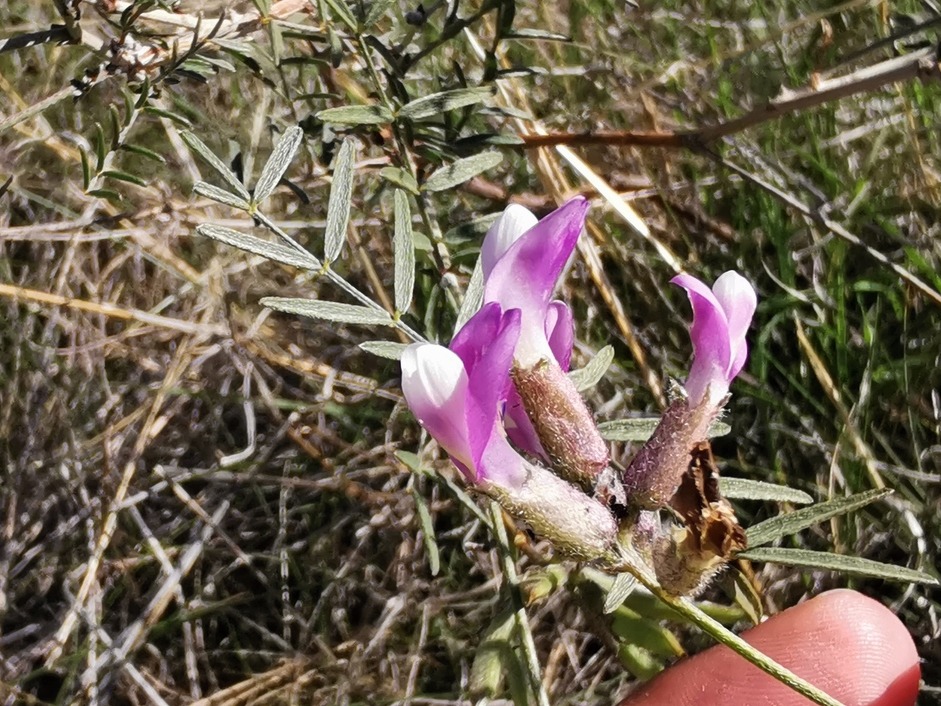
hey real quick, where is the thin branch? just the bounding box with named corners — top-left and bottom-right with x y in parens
top-left (518, 46), bottom-right (941, 149)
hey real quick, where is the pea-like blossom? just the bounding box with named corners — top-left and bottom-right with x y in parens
top-left (479, 198), bottom-right (609, 486)
top-left (672, 271), bottom-right (757, 408)
top-left (401, 302), bottom-right (525, 488)
top-left (622, 271), bottom-right (757, 510)
top-left (400, 302), bottom-right (619, 561)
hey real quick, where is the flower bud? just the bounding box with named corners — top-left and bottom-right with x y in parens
top-left (512, 358), bottom-right (609, 489)
top-left (486, 458), bottom-right (619, 562)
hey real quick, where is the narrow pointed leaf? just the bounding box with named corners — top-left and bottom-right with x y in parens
top-left (611, 607), bottom-right (684, 659)
top-left (196, 224), bottom-right (321, 270)
top-left (411, 488), bottom-right (440, 576)
top-left (603, 572), bottom-right (637, 614)
top-left (101, 170), bottom-right (148, 187)
top-left (455, 259), bottom-right (484, 330)
top-left (262, 297), bottom-right (393, 326)
top-left (193, 181), bottom-right (250, 209)
top-left (363, 0), bottom-right (396, 27)
top-left (569, 345), bottom-right (614, 391)
top-left (398, 87), bottom-right (492, 121)
top-left (324, 139), bottom-right (356, 262)
top-left (322, 0), bottom-right (357, 30)
top-left (598, 418), bottom-right (731, 442)
top-left (181, 131), bottom-right (250, 199)
top-left (253, 125), bottom-right (303, 203)
top-left (120, 143), bottom-right (166, 163)
top-left (719, 478), bottom-right (814, 505)
top-left (746, 488), bottom-right (891, 548)
top-left (380, 166), bottom-right (419, 194)
top-left (422, 152), bottom-right (503, 192)
top-left (317, 104), bottom-right (394, 125)
top-left (739, 547), bottom-right (938, 585)
top-left (80, 149), bottom-right (90, 189)
top-left (359, 341), bottom-right (408, 360)
top-left (393, 190), bottom-right (415, 314)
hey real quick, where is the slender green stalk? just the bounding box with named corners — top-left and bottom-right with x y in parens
top-left (617, 563), bottom-right (847, 706)
top-left (490, 502), bottom-right (551, 706)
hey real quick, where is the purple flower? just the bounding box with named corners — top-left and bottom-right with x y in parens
top-left (483, 198), bottom-right (589, 368)
top-left (479, 197), bottom-right (608, 485)
top-left (400, 302), bottom-right (619, 560)
top-left (672, 271), bottom-right (757, 407)
top-left (401, 302), bottom-right (525, 488)
top-left (622, 271), bottom-right (757, 510)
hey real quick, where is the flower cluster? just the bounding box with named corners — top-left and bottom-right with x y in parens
top-left (401, 197), bottom-right (757, 592)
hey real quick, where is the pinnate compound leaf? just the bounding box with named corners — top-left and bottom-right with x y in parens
top-left (196, 224), bottom-right (320, 270)
top-left (317, 104), bottom-right (394, 125)
top-left (359, 341), bottom-right (407, 359)
top-left (719, 479), bottom-right (814, 505)
top-left (746, 488), bottom-right (891, 548)
top-left (393, 190), bottom-right (415, 314)
top-left (181, 131), bottom-right (250, 199)
top-left (598, 418), bottom-right (731, 442)
top-left (398, 87), bottom-right (492, 120)
top-left (194, 182), bottom-right (250, 210)
top-left (324, 139), bottom-right (356, 262)
top-left (262, 297), bottom-right (393, 326)
top-left (422, 152), bottom-right (502, 192)
top-left (253, 125), bottom-right (303, 204)
top-left (739, 547), bottom-right (938, 585)
top-left (569, 345), bottom-right (614, 391)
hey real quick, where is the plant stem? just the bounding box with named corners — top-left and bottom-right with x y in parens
top-left (490, 502), bottom-right (551, 706)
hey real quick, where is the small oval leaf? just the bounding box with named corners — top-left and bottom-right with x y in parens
top-left (193, 182), bottom-right (250, 210)
top-left (398, 87), bottom-right (492, 121)
top-left (317, 104), bottom-right (394, 125)
top-left (599, 418), bottom-right (732, 442)
top-left (324, 139), bottom-right (356, 262)
top-left (379, 166), bottom-right (419, 194)
top-left (745, 488), bottom-right (892, 548)
top-left (196, 224), bottom-right (321, 270)
top-left (411, 488), bottom-right (440, 576)
top-left (262, 297), bottom-right (394, 326)
top-left (569, 345), bottom-right (614, 391)
top-left (181, 131), bottom-right (250, 199)
top-left (358, 341), bottom-right (408, 360)
top-left (455, 260), bottom-right (485, 331)
top-left (719, 478), bottom-right (814, 505)
top-left (101, 169), bottom-right (147, 187)
top-left (422, 152), bottom-right (503, 192)
top-left (393, 190), bottom-right (415, 314)
top-left (739, 547), bottom-right (939, 585)
top-left (253, 125), bottom-right (303, 204)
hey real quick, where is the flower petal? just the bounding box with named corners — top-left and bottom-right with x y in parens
top-left (672, 273), bottom-right (732, 406)
top-left (480, 204), bottom-right (538, 279)
top-left (545, 301), bottom-right (574, 372)
top-left (485, 197), bottom-right (589, 366)
top-left (711, 271), bottom-right (757, 379)
top-left (401, 343), bottom-right (473, 472)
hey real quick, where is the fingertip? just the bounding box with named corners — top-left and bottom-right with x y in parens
top-left (619, 589), bottom-right (921, 706)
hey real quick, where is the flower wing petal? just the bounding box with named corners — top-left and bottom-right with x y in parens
top-left (481, 204), bottom-right (538, 279)
top-left (545, 301), bottom-right (574, 372)
top-left (711, 271), bottom-right (757, 379)
top-left (401, 343), bottom-right (473, 472)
